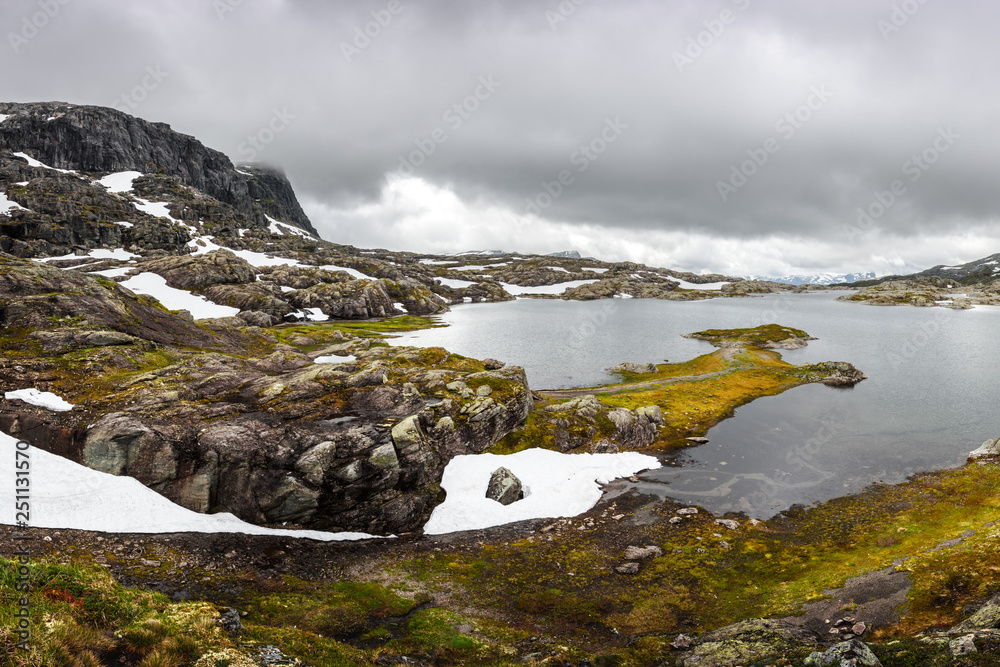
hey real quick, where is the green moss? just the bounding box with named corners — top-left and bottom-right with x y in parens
top-left (686, 324), bottom-right (812, 347)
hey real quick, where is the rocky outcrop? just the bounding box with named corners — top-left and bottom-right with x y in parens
top-left (0, 102), bottom-right (316, 238)
top-left (538, 395), bottom-right (663, 452)
top-left (677, 618), bottom-right (820, 667)
top-left (969, 437), bottom-right (1000, 460)
top-left (486, 467), bottom-right (523, 505)
top-left (805, 639), bottom-right (882, 666)
top-left (607, 362), bottom-right (657, 374)
top-left (140, 250), bottom-right (256, 289)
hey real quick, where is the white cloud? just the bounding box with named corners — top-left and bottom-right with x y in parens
top-left (306, 175), bottom-right (1000, 277)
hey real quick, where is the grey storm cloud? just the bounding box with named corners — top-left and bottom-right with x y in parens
top-left (2, 0), bottom-right (999, 269)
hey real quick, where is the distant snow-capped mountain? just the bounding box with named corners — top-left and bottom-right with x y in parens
top-left (746, 272), bottom-right (876, 286)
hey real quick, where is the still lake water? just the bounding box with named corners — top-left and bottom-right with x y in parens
top-left (394, 293), bottom-right (1000, 517)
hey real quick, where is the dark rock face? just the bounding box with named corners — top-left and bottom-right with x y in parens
top-left (486, 467), bottom-right (524, 505)
top-left (0, 101), bottom-right (316, 247)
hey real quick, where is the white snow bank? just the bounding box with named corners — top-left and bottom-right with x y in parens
top-left (97, 171), bottom-right (142, 193)
top-left (89, 267), bottom-right (133, 278)
top-left (672, 279), bottom-right (729, 291)
top-left (134, 198), bottom-right (181, 223)
top-left (303, 307), bottom-right (330, 322)
top-left (0, 192), bottom-right (26, 215)
top-left (266, 215), bottom-right (313, 238)
top-left (13, 151), bottom-right (75, 174)
top-left (582, 267), bottom-right (609, 274)
top-left (547, 266), bottom-right (570, 273)
top-left (419, 259), bottom-right (455, 265)
top-left (315, 354), bottom-right (357, 364)
top-left (0, 114), bottom-right (9, 123)
top-left (4, 389), bottom-right (74, 412)
top-left (121, 273), bottom-right (240, 319)
top-left (438, 277), bottom-right (477, 289)
top-left (423, 449), bottom-right (660, 534)
top-left (320, 264), bottom-right (373, 280)
top-left (38, 248), bottom-right (137, 263)
top-left (0, 431), bottom-right (380, 541)
top-left (500, 280), bottom-right (598, 296)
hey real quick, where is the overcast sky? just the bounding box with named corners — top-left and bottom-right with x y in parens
top-left (3, 0), bottom-right (998, 276)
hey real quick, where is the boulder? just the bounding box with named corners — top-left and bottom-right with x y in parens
top-left (679, 618), bottom-right (819, 667)
top-left (486, 467), bottom-right (523, 505)
top-left (624, 545), bottom-right (663, 560)
top-left (804, 639), bottom-right (882, 666)
top-left (950, 593), bottom-right (1000, 632)
top-left (969, 437), bottom-right (1000, 460)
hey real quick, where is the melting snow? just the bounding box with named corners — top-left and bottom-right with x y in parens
top-left (320, 265), bottom-right (374, 280)
top-left (121, 273), bottom-right (240, 319)
top-left (419, 259), bottom-right (456, 265)
top-left (672, 279), bottom-right (729, 291)
top-left (4, 388), bottom-right (74, 412)
top-left (438, 277), bottom-right (477, 289)
top-left (0, 114), bottom-right (9, 123)
top-left (0, 192), bottom-right (26, 215)
top-left (266, 215), bottom-right (314, 238)
top-left (423, 449), bottom-right (660, 534)
top-left (315, 354), bottom-right (358, 364)
top-left (114, 221), bottom-right (134, 228)
top-left (97, 171), bottom-right (142, 193)
top-left (90, 267), bottom-right (134, 278)
top-left (582, 267), bottom-right (609, 273)
top-left (38, 248), bottom-right (137, 262)
top-left (547, 266), bottom-right (570, 273)
top-left (303, 307), bottom-right (330, 322)
top-left (13, 151), bottom-right (76, 174)
top-left (0, 431), bottom-right (381, 541)
top-left (134, 198), bottom-right (181, 223)
top-left (500, 280), bottom-right (598, 296)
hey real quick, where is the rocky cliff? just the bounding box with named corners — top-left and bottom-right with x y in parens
top-left (0, 101), bottom-right (316, 251)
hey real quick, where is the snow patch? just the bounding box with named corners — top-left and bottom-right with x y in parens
top-left (114, 221), bottom-right (134, 228)
top-left (121, 273), bottom-right (240, 319)
top-left (266, 215), bottom-right (314, 238)
top-left (13, 151), bottom-right (75, 174)
top-left (315, 354), bottom-right (358, 364)
top-left (547, 266), bottom-right (570, 273)
top-left (423, 450), bottom-right (660, 534)
top-left (419, 259), bottom-right (456, 265)
top-left (0, 431), bottom-right (381, 541)
top-left (0, 114), bottom-right (9, 123)
top-left (500, 280), bottom-right (598, 296)
top-left (89, 267), bottom-right (134, 278)
top-left (672, 279), bottom-right (729, 291)
top-left (38, 248), bottom-right (137, 262)
top-left (437, 277), bottom-right (477, 289)
top-left (582, 267), bottom-right (609, 274)
top-left (303, 307), bottom-right (330, 322)
top-left (4, 388), bottom-right (74, 412)
top-left (0, 192), bottom-right (26, 215)
top-left (134, 198), bottom-right (181, 223)
top-left (97, 171), bottom-right (143, 193)
top-left (320, 264), bottom-right (373, 280)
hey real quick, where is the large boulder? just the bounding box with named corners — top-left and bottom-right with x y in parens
top-left (969, 438), bottom-right (1000, 460)
top-left (140, 250), bottom-right (256, 289)
top-left (805, 639), bottom-right (882, 666)
top-left (678, 618), bottom-right (819, 667)
top-left (486, 467), bottom-right (523, 505)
